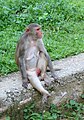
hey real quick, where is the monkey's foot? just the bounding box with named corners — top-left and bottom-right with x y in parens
top-left (54, 79), bottom-right (61, 84)
top-left (44, 78), bottom-right (52, 86)
top-left (51, 73), bottom-right (60, 83)
top-left (43, 74), bottom-right (53, 86)
top-left (22, 82), bottom-right (28, 89)
top-left (42, 94), bottom-right (50, 104)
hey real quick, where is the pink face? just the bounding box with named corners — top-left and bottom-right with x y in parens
top-left (26, 26), bottom-right (43, 39)
top-left (35, 27), bottom-right (42, 39)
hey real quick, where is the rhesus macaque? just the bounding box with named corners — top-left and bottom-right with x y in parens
top-left (15, 23), bottom-right (57, 96)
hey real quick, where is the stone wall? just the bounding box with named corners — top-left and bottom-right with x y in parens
top-left (0, 53), bottom-right (84, 114)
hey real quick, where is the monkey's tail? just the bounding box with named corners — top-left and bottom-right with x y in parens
top-left (27, 70), bottom-right (51, 96)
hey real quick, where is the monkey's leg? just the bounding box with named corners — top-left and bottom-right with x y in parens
top-left (27, 69), bottom-right (51, 96)
top-left (19, 56), bottom-right (29, 89)
top-left (37, 53), bottom-right (52, 86)
top-left (37, 52), bottom-right (47, 79)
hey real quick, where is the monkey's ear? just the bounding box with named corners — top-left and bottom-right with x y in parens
top-left (26, 28), bottom-right (30, 32)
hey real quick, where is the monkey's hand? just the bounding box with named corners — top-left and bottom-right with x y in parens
top-left (22, 81), bottom-right (28, 89)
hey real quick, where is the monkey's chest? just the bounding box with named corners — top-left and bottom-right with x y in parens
top-left (25, 47), bottom-right (39, 69)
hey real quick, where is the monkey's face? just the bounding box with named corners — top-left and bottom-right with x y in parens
top-left (35, 27), bottom-right (42, 39)
top-left (26, 25), bottom-right (42, 39)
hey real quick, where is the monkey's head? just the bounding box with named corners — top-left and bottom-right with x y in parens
top-left (26, 23), bottom-right (42, 40)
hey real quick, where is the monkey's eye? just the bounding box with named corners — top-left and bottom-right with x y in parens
top-left (36, 28), bottom-right (40, 31)
top-left (26, 28), bottom-right (30, 32)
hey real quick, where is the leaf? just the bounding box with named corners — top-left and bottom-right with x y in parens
top-left (24, 109), bottom-right (28, 113)
top-left (52, 113), bottom-right (58, 119)
top-left (6, 116), bottom-right (10, 120)
top-left (72, 111), bottom-right (76, 116)
top-left (69, 100), bottom-right (76, 106)
top-left (81, 94), bottom-right (84, 99)
top-left (29, 112), bottom-right (41, 120)
top-left (24, 115), bottom-right (29, 120)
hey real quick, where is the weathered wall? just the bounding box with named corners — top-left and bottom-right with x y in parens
top-left (0, 53), bottom-right (84, 113)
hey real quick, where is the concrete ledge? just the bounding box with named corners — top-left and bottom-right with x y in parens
top-left (0, 53), bottom-right (84, 113)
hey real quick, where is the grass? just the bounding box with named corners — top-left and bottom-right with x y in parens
top-left (0, 1), bottom-right (84, 119)
top-left (44, 21), bottom-right (84, 60)
top-left (23, 99), bottom-right (84, 120)
top-left (3, 96), bottom-right (84, 120)
top-left (0, 0), bottom-right (84, 75)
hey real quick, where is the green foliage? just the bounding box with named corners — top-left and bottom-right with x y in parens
top-left (4, 96), bottom-right (84, 120)
top-left (23, 103), bottom-right (61, 120)
top-left (0, 0), bottom-right (84, 75)
top-left (23, 99), bottom-right (84, 120)
top-left (81, 94), bottom-right (84, 99)
top-left (6, 116), bottom-right (10, 120)
top-left (64, 100), bottom-right (84, 119)
top-left (0, 0), bottom-right (84, 30)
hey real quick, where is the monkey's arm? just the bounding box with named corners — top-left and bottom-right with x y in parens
top-left (16, 41), bottom-right (28, 89)
top-left (19, 55), bottom-right (27, 76)
top-left (38, 39), bottom-right (57, 79)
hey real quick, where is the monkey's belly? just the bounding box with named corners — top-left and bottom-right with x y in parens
top-left (25, 47), bottom-right (39, 69)
top-left (26, 55), bottom-right (38, 69)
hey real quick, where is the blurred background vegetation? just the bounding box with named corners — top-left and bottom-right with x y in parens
top-left (0, 0), bottom-right (84, 75)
